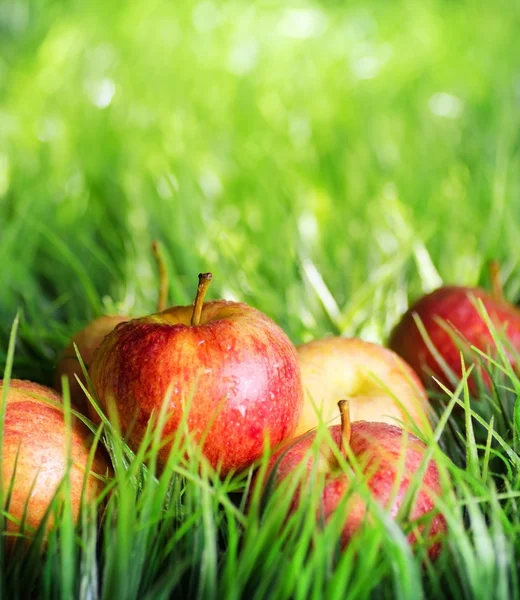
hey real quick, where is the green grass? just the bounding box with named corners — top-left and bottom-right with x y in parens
top-left (1, 0), bottom-right (520, 597)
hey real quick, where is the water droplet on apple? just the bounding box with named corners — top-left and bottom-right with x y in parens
top-left (235, 403), bottom-right (247, 417)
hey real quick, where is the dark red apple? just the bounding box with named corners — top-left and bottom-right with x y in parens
top-left (388, 266), bottom-right (520, 393)
top-left (54, 241), bottom-right (168, 413)
top-left (0, 379), bottom-right (110, 546)
top-left (259, 401), bottom-right (447, 560)
top-left (89, 273), bottom-right (304, 475)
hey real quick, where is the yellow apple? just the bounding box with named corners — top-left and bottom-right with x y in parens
top-left (293, 337), bottom-right (430, 437)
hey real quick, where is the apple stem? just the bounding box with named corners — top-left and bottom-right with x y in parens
top-left (338, 400), bottom-right (351, 457)
top-left (489, 260), bottom-right (504, 302)
top-left (152, 240), bottom-right (169, 313)
top-left (191, 273), bottom-right (213, 326)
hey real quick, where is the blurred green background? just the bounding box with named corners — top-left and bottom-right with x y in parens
top-left (1, 0), bottom-right (520, 382)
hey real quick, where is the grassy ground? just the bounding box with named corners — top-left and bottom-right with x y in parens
top-left (1, 0), bottom-right (520, 597)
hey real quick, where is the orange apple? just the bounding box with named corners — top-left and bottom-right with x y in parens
top-left (54, 241), bottom-right (168, 412)
top-left (89, 273), bottom-right (304, 475)
top-left (293, 337), bottom-right (430, 438)
top-left (1, 379), bottom-right (110, 546)
top-left (54, 315), bottom-right (130, 413)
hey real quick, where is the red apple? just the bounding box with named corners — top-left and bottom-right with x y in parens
top-left (388, 266), bottom-right (520, 393)
top-left (1, 379), bottom-right (110, 546)
top-left (259, 401), bottom-right (447, 560)
top-left (89, 273), bottom-right (304, 475)
top-left (54, 241), bottom-right (169, 412)
top-left (294, 337), bottom-right (430, 438)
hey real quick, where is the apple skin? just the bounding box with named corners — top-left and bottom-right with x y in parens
top-left (0, 379), bottom-right (110, 546)
top-left (388, 286), bottom-right (520, 393)
top-left (261, 421), bottom-right (446, 560)
top-left (89, 300), bottom-right (304, 475)
top-left (294, 337), bottom-right (430, 438)
top-left (54, 315), bottom-right (129, 413)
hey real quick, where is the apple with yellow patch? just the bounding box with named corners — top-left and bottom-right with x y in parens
top-left (89, 273), bottom-right (304, 476)
top-left (293, 337), bottom-right (430, 438)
